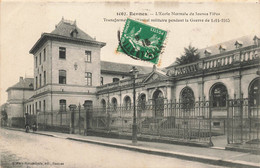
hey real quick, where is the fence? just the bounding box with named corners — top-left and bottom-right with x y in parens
top-left (34, 98), bottom-right (260, 146)
top-left (227, 98), bottom-right (260, 147)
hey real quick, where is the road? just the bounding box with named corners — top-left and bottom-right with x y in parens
top-left (0, 128), bottom-right (224, 168)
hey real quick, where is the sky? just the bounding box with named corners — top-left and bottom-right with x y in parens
top-left (1, 1), bottom-right (259, 105)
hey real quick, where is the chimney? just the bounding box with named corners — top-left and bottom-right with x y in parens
top-left (19, 77), bottom-right (23, 82)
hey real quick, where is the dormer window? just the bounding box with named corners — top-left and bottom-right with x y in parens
top-left (253, 35), bottom-right (259, 46)
top-left (204, 49), bottom-right (212, 57)
top-left (70, 29), bottom-right (78, 38)
top-left (235, 40), bottom-right (243, 49)
top-left (219, 45), bottom-right (226, 54)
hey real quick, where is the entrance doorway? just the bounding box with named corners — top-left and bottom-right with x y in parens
top-left (153, 90), bottom-right (164, 117)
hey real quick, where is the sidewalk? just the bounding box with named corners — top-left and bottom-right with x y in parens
top-left (4, 127), bottom-right (260, 168)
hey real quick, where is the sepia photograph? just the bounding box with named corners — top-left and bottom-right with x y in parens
top-left (0, 0), bottom-right (260, 167)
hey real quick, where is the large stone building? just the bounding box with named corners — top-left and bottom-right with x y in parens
top-left (4, 18), bottom-right (259, 136)
top-left (4, 18), bottom-right (151, 123)
top-left (97, 34), bottom-right (260, 133)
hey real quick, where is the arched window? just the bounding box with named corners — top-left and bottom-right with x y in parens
top-left (124, 96), bottom-right (131, 110)
top-left (181, 87), bottom-right (195, 108)
top-left (211, 84), bottom-right (228, 107)
top-left (249, 78), bottom-right (259, 106)
top-left (153, 90), bottom-right (164, 117)
top-left (101, 99), bottom-right (106, 113)
top-left (138, 94), bottom-right (146, 110)
top-left (59, 99), bottom-right (66, 112)
top-left (111, 98), bottom-right (117, 112)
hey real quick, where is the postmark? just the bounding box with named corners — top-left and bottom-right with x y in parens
top-left (117, 18), bottom-right (167, 64)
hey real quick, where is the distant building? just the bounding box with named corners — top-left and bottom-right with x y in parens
top-left (5, 77), bottom-right (34, 126)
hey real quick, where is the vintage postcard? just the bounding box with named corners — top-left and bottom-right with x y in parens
top-left (0, 0), bottom-right (260, 168)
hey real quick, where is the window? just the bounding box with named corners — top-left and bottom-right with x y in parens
top-left (85, 51), bottom-right (91, 62)
top-left (59, 47), bottom-right (66, 59)
top-left (85, 72), bottom-right (92, 86)
top-left (30, 105), bottom-right (31, 115)
top-left (138, 94), bottom-right (146, 110)
top-left (32, 104), bottom-right (34, 114)
top-left (100, 77), bottom-right (103, 86)
top-left (181, 87), bottom-right (195, 108)
top-left (39, 101), bottom-right (41, 111)
top-left (101, 99), bottom-right (106, 113)
top-left (249, 78), bottom-right (259, 106)
top-left (43, 100), bottom-right (46, 112)
top-left (43, 48), bottom-right (46, 61)
top-left (39, 74), bottom-right (42, 87)
top-left (113, 78), bottom-right (119, 83)
top-left (211, 84), bottom-right (228, 107)
top-left (59, 70), bottom-right (66, 84)
top-left (124, 96), bottom-right (131, 110)
top-left (39, 53), bottom-right (42, 65)
top-left (44, 71), bottom-right (46, 85)
top-left (213, 122), bottom-right (220, 127)
top-left (111, 98), bottom-right (117, 112)
top-left (153, 90), bottom-right (164, 117)
top-left (35, 56), bottom-right (38, 68)
top-left (35, 76), bottom-right (38, 89)
top-left (59, 99), bottom-right (66, 112)
top-left (35, 102), bottom-right (38, 112)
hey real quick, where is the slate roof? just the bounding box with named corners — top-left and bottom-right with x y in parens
top-left (101, 61), bottom-right (153, 75)
top-left (167, 34), bottom-right (259, 68)
top-left (30, 18), bottom-right (105, 54)
top-left (51, 18), bottom-right (95, 41)
top-left (6, 78), bottom-right (34, 91)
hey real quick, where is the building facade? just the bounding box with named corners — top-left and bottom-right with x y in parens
top-left (4, 18), bottom-right (260, 135)
top-left (26, 18), bottom-right (106, 115)
top-left (96, 34), bottom-right (260, 133)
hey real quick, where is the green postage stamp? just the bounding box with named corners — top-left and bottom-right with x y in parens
top-left (117, 19), bottom-right (167, 64)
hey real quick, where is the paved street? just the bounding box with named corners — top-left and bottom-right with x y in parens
top-left (0, 128), bottom-right (224, 168)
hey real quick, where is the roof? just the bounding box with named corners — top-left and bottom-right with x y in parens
top-left (198, 34), bottom-right (258, 58)
top-left (51, 18), bottom-right (95, 41)
top-left (167, 34), bottom-right (260, 68)
top-left (30, 18), bottom-right (106, 54)
top-left (101, 61), bottom-right (153, 75)
top-left (6, 78), bottom-right (34, 92)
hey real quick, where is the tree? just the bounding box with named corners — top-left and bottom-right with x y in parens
top-left (176, 45), bottom-right (200, 65)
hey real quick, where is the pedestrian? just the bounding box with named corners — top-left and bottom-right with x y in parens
top-left (25, 123), bottom-right (30, 133)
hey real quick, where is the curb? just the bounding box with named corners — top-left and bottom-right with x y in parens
top-left (67, 137), bottom-right (260, 168)
top-left (226, 146), bottom-right (260, 155)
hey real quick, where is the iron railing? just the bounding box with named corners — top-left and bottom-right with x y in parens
top-left (34, 98), bottom-right (260, 146)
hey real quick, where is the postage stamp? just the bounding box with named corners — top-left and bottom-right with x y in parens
top-left (117, 18), bottom-right (167, 64)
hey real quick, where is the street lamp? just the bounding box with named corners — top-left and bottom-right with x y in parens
top-left (130, 66), bottom-right (139, 144)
